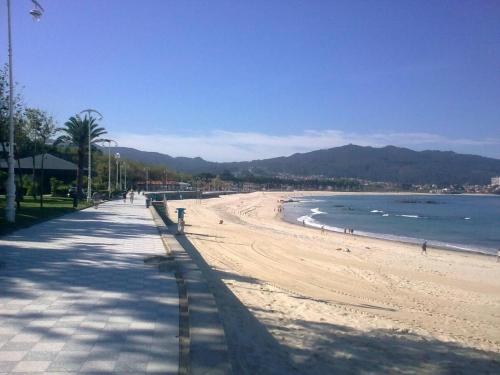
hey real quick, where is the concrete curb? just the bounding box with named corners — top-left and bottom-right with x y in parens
top-left (150, 205), bottom-right (232, 375)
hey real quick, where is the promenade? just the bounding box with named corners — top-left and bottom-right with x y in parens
top-left (0, 195), bottom-right (178, 374)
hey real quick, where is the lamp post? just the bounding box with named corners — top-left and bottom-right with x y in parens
top-left (114, 152), bottom-right (120, 190)
top-left (79, 109), bottom-right (103, 202)
top-left (123, 162), bottom-right (127, 191)
top-left (100, 139), bottom-right (118, 198)
top-left (119, 163), bottom-right (123, 190)
top-left (4, 0), bottom-right (44, 223)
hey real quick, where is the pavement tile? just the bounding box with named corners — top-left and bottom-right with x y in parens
top-left (49, 327), bottom-right (77, 336)
top-left (47, 360), bottom-right (83, 372)
top-left (27, 320), bottom-right (57, 328)
top-left (11, 360), bottom-right (51, 372)
top-left (10, 334), bottom-right (42, 343)
top-left (0, 351), bottom-right (27, 361)
top-left (115, 359), bottom-right (148, 371)
top-left (80, 360), bottom-right (116, 372)
top-left (22, 351), bottom-right (59, 361)
top-left (146, 360), bottom-right (177, 373)
top-left (0, 327), bottom-right (21, 335)
top-left (31, 342), bottom-right (65, 352)
top-left (61, 341), bottom-right (94, 353)
top-left (0, 335), bottom-right (14, 345)
top-left (0, 362), bottom-right (17, 372)
top-left (0, 342), bottom-right (34, 351)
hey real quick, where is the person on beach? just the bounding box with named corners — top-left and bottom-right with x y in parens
top-left (497, 249), bottom-right (500, 263)
top-left (321, 225), bottom-right (325, 234)
top-left (130, 190), bottom-right (135, 204)
top-left (122, 191), bottom-right (127, 203)
top-left (422, 241), bottom-right (427, 255)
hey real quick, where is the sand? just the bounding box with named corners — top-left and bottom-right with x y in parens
top-left (167, 192), bottom-right (500, 374)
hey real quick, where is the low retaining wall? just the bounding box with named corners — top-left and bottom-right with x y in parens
top-left (150, 203), bottom-right (232, 375)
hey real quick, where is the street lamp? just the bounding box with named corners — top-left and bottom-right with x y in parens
top-left (29, 0), bottom-right (44, 20)
top-left (123, 162), bottom-right (127, 191)
top-left (4, 0), bottom-right (44, 223)
top-left (100, 139), bottom-right (118, 198)
top-left (79, 109), bottom-right (103, 202)
top-left (114, 153), bottom-right (120, 190)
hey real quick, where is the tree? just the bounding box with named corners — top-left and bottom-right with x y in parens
top-left (25, 108), bottom-right (56, 208)
top-left (55, 115), bottom-right (107, 197)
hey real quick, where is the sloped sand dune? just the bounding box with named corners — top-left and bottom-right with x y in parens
top-left (167, 192), bottom-right (500, 374)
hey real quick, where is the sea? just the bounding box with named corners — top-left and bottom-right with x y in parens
top-left (282, 194), bottom-right (500, 255)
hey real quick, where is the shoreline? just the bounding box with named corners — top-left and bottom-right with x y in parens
top-left (279, 191), bottom-right (498, 257)
top-left (282, 209), bottom-right (497, 258)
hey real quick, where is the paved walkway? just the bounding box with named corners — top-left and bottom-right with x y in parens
top-left (0, 195), bottom-right (178, 374)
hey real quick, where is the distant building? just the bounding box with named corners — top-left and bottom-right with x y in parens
top-left (491, 177), bottom-right (500, 186)
top-left (0, 154), bottom-right (78, 172)
top-left (136, 180), bottom-right (192, 192)
top-left (0, 153), bottom-right (78, 194)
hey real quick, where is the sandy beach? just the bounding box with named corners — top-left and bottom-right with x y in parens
top-left (167, 192), bottom-right (500, 374)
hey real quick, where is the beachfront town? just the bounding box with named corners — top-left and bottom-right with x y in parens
top-left (2, 151), bottom-right (499, 198)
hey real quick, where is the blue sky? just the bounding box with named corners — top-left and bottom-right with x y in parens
top-left (4, 0), bottom-right (500, 161)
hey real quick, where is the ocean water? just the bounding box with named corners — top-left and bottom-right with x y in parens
top-left (282, 194), bottom-right (500, 255)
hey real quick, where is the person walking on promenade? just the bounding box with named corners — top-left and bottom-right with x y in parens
top-left (92, 192), bottom-right (101, 209)
top-left (422, 241), bottom-right (427, 255)
top-left (122, 190), bottom-right (127, 203)
top-left (130, 190), bottom-right (135, 204)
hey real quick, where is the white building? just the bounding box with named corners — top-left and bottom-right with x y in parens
top-left (491, 176), bottom-right (500, 186)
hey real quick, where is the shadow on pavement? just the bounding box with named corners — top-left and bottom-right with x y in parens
top-left (0, 204), bottom-right (178, 371)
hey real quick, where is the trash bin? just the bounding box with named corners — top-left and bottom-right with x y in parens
top-left (146, 198), bottom-right (151, 208)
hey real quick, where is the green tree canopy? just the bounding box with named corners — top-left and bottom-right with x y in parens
top-left (55, 115), bottom-right (107, 196)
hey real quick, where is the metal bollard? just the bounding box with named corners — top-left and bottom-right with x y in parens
top-left (177, 218), bottom-right (185, 234)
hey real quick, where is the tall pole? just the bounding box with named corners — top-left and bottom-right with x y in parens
top-left (124, 162), bottom-right (127, 190)
top-left (115, 159), bottom-right (119, 189)
top-left (87, 118), bottom-right (91, 202)
top-left (79, 109), bottom-right (103, 202)
top-left (5, 0), bottom-right (15, 222)
top-left (107, 141), bottom-right (111, 197)
top-left (115, 152), bottom-right (120, 190)
top-left (104, 140), bottom-right (117, 198)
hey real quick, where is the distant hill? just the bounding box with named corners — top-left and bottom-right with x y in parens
top-left (111, 147), bottom-right (221, 174)
top-left (111, 145), bottom-right (500, 186)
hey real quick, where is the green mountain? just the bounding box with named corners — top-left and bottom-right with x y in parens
top-left (112, 145), bottom-right (500, 186)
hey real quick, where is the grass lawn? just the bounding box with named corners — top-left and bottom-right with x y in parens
top-left (0, 195), bottom-right (91, 236)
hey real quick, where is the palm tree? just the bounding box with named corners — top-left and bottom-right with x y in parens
top-left (55, 115), bottom-right (107, 197)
